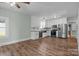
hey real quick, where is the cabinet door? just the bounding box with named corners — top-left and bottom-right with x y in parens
top-left (31, 32), bottom-right (35, 39)
top-left (35, 32), bottom-right (39, 39)
top-left (42, 32), bottom-right (47, 37)
top-left (47, 30), bottom-right (51, 36)
top-left (31, 32), bottom-right (39, 39)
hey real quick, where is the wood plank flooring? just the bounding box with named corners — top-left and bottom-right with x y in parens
top-left (0, 37), bottom-right (78, 56)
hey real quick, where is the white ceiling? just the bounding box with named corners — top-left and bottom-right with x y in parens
top-left (0, 2), bottom-right (79, 17)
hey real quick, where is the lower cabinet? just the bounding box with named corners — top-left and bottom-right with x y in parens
top-left (31, 30), bottom-right (51, 39)
top-left (42, 32), bottom-right (48, 37)
top-left (31, 32), bottom-right (39, 39)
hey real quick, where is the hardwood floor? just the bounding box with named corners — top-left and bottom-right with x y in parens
top-left (0, 37), bottom-right (78, 56)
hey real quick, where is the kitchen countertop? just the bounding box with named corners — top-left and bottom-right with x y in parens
top-left (31, 28), bottom-right (52, 32)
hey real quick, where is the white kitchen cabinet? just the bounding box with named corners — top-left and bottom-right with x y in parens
top-left (31, 31), bottom-right (39, 40)
top-left (42, 32), bottom-right (47, 37)
top-left (47, 30), bottom-right (51, 36)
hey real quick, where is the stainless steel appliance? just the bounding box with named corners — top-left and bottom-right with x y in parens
top-left (51, 25), bottom-right (57, 37)
top-left (58, 24), bottom-right (67, 38)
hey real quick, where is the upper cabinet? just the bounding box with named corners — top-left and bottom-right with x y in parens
top-left (31, 16), bottom-right (67, 29)
top-left (45, 17), bottom-right (67, 27)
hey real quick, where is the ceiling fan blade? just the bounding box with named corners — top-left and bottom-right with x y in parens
top-left (15, 4), bottom-right (20, 8)
top-left (22, 2), bottom-right (30, 4)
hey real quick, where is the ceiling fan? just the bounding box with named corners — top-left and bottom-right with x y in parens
top-left (6, 2), bottom-right (30, 8)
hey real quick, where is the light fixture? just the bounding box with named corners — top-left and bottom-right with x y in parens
top-left (10, 2), bottom-right (16, 6)
top-left (5, 2), bottom-right (16, 6)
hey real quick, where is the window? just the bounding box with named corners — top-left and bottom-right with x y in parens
top-left (0, 20), bottom-right (6, 37)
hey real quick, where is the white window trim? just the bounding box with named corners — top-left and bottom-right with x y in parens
top-left (0, 16), bottom-right (9, 39)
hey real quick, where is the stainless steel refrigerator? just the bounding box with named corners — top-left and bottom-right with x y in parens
top-left (58, 24), bottom-right (67, 38)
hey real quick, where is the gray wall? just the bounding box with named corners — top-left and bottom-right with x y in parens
top-left (77, 9), bottom-right (79, 51)
top-left (0, 9), bottom-right (31, 43)
top-left (67, 17), bottom-right (77, 38)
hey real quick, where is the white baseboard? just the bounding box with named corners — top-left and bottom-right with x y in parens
top-left (0, 38), bottom-right (31, 47)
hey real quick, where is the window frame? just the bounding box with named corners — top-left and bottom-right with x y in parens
top-left (0, 16), bottom-right (9, 39)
